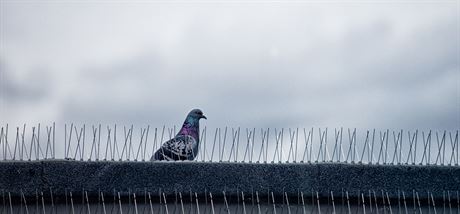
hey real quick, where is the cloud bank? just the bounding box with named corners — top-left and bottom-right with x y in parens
top-left (0, 1), bottom-right (458, 131)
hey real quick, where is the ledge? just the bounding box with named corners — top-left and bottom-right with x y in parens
top-left (0, 160), bottom-right (459, 199)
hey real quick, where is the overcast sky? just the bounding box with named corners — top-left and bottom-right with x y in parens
top-left (0, 0), bottom-right (459, 132)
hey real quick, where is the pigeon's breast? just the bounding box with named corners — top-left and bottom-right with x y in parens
top-left (167, 135), bottom-right (198, 158)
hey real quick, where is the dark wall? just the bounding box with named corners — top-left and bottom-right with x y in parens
top-left (0, 160), bottom-right (459, 199)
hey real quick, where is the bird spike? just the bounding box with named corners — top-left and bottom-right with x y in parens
top-left (7, 188), bottom-right (459, 213)
top-left (0, 123), bottom-right (459, 165)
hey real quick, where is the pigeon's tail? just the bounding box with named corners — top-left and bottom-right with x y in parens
top-left (150, 150), bottom-right (165, 161)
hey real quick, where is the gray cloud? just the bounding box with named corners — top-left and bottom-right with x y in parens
top-left (0, 62), bottom-right (52, 103)
top-left (0, 1), bottom-right (458, 132)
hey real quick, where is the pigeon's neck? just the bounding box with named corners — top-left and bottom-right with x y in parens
top-left (178, 117), bottom-right (200, 140)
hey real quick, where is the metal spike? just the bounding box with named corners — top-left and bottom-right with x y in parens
top-left (135, 127), bottom-right (147, 161)
top-left (121, 125), bottom-right (132, 161)
top-left (257, 128), bottom-right (267, 163)
top-left (177, 192), bottom-right (184, 214)
top-left (317, 128), bottom-right (327, 163)
top-left (339, 128), bottom-right (344, 163)
top-left (128, 125), bottom-right (134, 161)
top-left (118, 192), bottom-right (123, 214)
top-left (200, 127), bottom-right (207, 162)
top-left (295, 128), bottom-right (299, 163)
top-left (271, 192), bottom-right (277, 214)
top-left (255, 191), bottom-right (261, 214)
top-left (70, 191), bottom-right (75, 214)
top-left (316, 191), bottom-right (321, 214)
top-left (13, 126), bottom-right (20, 161)
top-left (415, 191), bottom-right (422, 214)
top-left (449, 131), bottom-right (459, 166)
top-left (345, 191), bottom-right (351, 214)
top-left (279, 129), bottom-right (284, 163)
top-left (114, 125), bottom-right (120, 161)
top-left (211, 128), bottom-right (219, 162)
top-left (272, 129), bottom-right (282, 163)
top-left (406, 131), bottom-right (418, 165)
top-left (372, 190), bottom-right (379, 214)
top-left (435, 131), bottom-right (446, 165)
top-left (22, 125), bottom-right (29, 160)
top-left (346, 128), bottom-right (357, 163)
top-left (300, 191), bottom-right (306, 214)
top-left (20, 190), bottom-right (29, 214)
top-left (89, 125), bottom-right (98, 161)
top-left (285, 192), bottom-right (291, 214)
top-left (386, 191), bottom-right (393, 214)
top-left (84, 191), bottom-right (91, 214)
top-left (301, 128), bottom-right (312, 163)
top-left (97, 124), bottom-right (102, 161)
top-left (430, 192), bottom-right (438, 214)
top-left (100, 192), bottom-right (107, 214)
top-left (288, 128), bottom-right (296, 163)
top-left (45, 125), bottom-right (52, 159)
top-left (39, 191), bottom-right (46, 214)
top-left (323, 128), bottom-right (330, 162)
top-left (147, 192), bottom-right (154, 214)
top-left (250, 128), bottom-right (255, 163)
top-left (228, 127), bottom-right (240, 162)
top-left (131, 193), bottom-right (138, 214)
top-left (195, 192), bottom-right (200, 214)
top-left (457, 191), bottom-right (459, 214)
top-left (421, 131), bottom-right (431, 165)
top-left (370, 129), bottom-right (376, 165)
top-left (208, 192), bottom-right (215, 214)
top-left (223, 191), bottom-right (230, 214)
top-left (443, 190), bottom-right (446, 214)
top-left (1, 126), bottom-right (4, 160)
top-left (402, 191), bottom-right (408, 214)
top-left (360, 130), bottom-right (371, 164)
top-left (143, 126), bottom-right (150, 161)
top-left (49, 188), bottom-right (55, 214)
top-left (376, 130), bottom-right (387, 165)
top-left (220, 127), bottom-right (228, 162)
top-left (242, 192), bottom-right (247, 214)
top-left (7, 192), bottom-right (12, 214)
top-left (391, 130), bottom-right (402, 165)
top-left (29, 126), bottom-right (35, 161)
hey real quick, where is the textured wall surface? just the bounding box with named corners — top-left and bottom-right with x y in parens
top-left (0, 160), bottom-right (459, 199)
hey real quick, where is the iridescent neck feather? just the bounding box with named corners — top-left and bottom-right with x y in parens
top-left (178, 116), bottom-right (200, 140)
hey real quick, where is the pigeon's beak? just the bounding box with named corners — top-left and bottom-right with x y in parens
top-left (201, 115), bottom-right (207, 120)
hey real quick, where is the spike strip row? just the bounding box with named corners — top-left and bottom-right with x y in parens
top-left (2, 188), bottom-right (459, 214)
top-left (0, 124), bottom-right (458, 165)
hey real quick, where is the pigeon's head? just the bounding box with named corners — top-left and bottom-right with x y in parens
top-left (188, 109), bottom-right (207, 120)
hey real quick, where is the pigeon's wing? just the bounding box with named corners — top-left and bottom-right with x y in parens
top-left (151, 135), bottom-right (197, 161)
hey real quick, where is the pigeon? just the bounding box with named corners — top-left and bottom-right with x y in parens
top-left (151, 109), bottom-right (207, 161)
